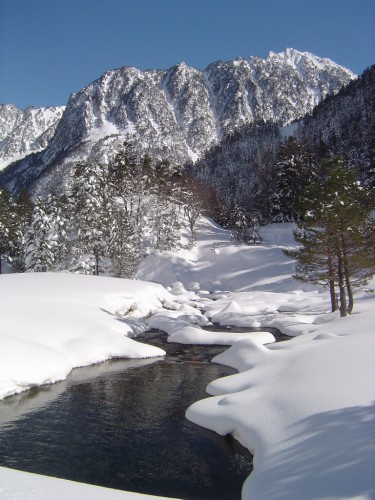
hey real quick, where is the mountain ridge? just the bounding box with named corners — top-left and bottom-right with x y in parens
top-left (0, 104), bottom-right (65, 170)
top-left (0, 48), bottom-right (356, 192)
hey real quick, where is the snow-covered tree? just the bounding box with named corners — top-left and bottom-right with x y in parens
top-left (230, 205), bottom-right (250, 243)
top-left (0, 187), bottom-right (33, 273)
top-left (0, 186), bottom-right (14, 273)
top-left (24, 197), bottom-right (55, 272)
top-left (109, 207), bottom-right (141, 279)
top-left (109, 146), bottom-right (183, 255)
top-left (11, 190), bottom-right (34, 271)
top-left (44, 193), bottom-right (71, 270)
top-left (176, 174), bottom-right (219, 247)
top-left (69, 162), bottom-right (111, 275)
top-left (271, 137), bottom-right (318, 222)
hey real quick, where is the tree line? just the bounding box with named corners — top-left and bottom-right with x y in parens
top-left (0, 144), bottom-right (218, 277)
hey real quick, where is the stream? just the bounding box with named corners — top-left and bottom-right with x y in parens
top-left (0, 330), bottom-right (255, 499)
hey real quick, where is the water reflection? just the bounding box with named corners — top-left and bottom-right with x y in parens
top-left (0, 342), bottom-right (252, 499)
top-left (0, 358), bottom-right (159, 431)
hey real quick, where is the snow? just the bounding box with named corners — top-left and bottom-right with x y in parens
top-left (187, 293), bottom-right (375, 499)
top-left (139, 219), bottom-right (302, 293)
top-left (1, 219), bottom-right (374, 499)
top-left (84, 120), bottom-right (120, 142)
top-left (187, 146), bottom-right (199, 162)
top-left (279, 121), bottom-right (300, 138)
top-left (0, 466), bottom-right (174, 500)
top-left (0, 273), bottom-right (169, 400)
top-left (142, 219), bottom-right (375, 498)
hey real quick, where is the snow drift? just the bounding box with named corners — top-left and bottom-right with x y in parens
top-left (0, 273), bottom-right (169, 400)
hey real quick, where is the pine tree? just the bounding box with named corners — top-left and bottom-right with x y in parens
top-left (24, 197), bottom-right (55, 272)
top-left (0, 186), bottom-right (13, 273)
top-left (0, 187), bottom-right (33, 273)
top-left (285, 159), bottom-right (375, 316)
top-left (230, 205), bottom-right (250, 243)
top-left (44, 193), bottom-right (71, 269)
top-left (271, 137), bottom-right (318, 222)
top-left (69, 162), bottom-right (111, 275)
top-left (11, 190), bottom-right (34, 271)
top-left (109, 207), bottom-right (141, 279)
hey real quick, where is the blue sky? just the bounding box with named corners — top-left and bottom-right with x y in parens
top-left (1, 0), bottom-right (374, 109)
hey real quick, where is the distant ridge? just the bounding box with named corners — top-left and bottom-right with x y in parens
top-left (0, 49), bottom-right (355, 193)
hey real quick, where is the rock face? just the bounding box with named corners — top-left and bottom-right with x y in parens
top-left (0, 105), bottom-right (65, 170)
top-left (0, 48), bottom-right (355, 192)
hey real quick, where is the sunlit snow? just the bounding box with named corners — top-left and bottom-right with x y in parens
top-left (0, 219), bottom-right (374, 499)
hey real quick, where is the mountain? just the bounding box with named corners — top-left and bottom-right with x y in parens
top-left (192, 65), bottom-right (374, 221)
top-left (0, 104), bottom-right (65, 170)
top-left (295, 64), bottom-right (375, 183)
top-left (0, 48), bottom-right (355, 193)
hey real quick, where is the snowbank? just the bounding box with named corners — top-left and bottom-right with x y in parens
top-left (148, 281), bottom-right (275, 346)
top-left (0, 466), bottom-right (174, 500)
top-left (0, 273), bottom-right (170, 400)
top-left (203, 289), bottom-right (329, 332)
top-left (187, 290), bottom-right (375, 499)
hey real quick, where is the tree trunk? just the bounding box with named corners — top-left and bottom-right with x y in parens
top-left (189, 220), bottom-right (196, 247)
top-left (95, 253), bottom-right (99, 276)
top-left (337, 253), bottom-right (347, 317)
top-left (327, 253), bottom-right (338, 312)
top-left (0, 252), bottom-right (2, 275)
top-left (329, 278), bottom-right (338, 312)
top-left (340, 234), bottom-right (354, 315)
top-left (346, 280), bottom-right (354, 315)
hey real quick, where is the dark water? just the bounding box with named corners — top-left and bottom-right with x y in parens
top-left (202, 324), bottom-right (292, 342)
top-left (0, 333), bottom-right (253, 499)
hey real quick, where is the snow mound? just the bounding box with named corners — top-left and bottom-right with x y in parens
top-left (0, 273), bottom-right (170, 400)
top-left (187, 293), bottom-right (375, 499)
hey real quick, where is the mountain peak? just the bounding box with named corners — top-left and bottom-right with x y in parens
top-left (267, 48), bottom-right (356, 76)
top-left (0, 49), bottom-right (356, 192)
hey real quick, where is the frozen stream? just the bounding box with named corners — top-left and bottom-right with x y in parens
top-left (0, 332), bottom-right (252, 499)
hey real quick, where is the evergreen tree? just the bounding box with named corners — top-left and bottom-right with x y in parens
top-left (11, 190), bottom-right (34, 271)
top-left (24, 197), bottom-right (55, 272)
top-left (69, 162), bottom-right (111, 275)
top-left (44, 193), bottom-right (71, 270)
top-left (0, 187), bottom-right (33, 273)
top-left (109, 207), bottom-right (141, 279)
top-left (271, 137), bottom-right (318, 222)
top-left (285, 159), bottom-right (375, 316)
top-left (0, 186), bottom-right (14, 273)
top-left (230, 205), bottom-right (250, 243)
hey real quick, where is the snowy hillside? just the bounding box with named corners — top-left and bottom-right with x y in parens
top-left (0, 49), bottom-right (355, 193)
top-left (138, 219), bottom-right (301, 292)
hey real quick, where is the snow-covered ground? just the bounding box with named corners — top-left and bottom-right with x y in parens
top-left (0, 273), bottom-right (170, 400)
top-left (0, 219), bottom-right (374, 499)
top-left (0, 466), bottom-right (175, 500)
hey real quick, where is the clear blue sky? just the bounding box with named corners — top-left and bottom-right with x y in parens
top-left (1, 0), bottom-right (374, 109)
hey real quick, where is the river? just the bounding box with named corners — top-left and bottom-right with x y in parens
top-left (0, 331), bottom-right (253, 499)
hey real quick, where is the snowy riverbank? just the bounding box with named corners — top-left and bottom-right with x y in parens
top-left (0, 273), bottom-right (169, 400)
top-left (187, 287), bottom-right (375, 499)
top-left (0, 220), bottom-right (374, 499)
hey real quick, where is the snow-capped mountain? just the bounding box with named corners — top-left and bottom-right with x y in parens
top-left (0, 104), bottom-right (65, 170)
top-left (0, 49), bottom-right (355, 192)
